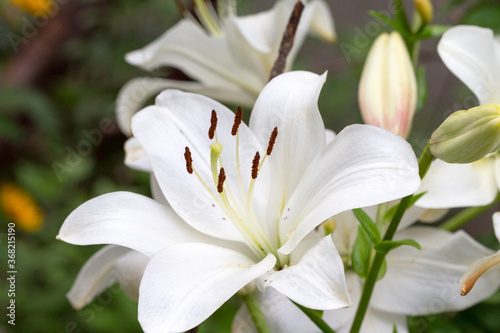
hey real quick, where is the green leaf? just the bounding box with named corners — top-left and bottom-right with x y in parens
top-left (351, 226), bottom-right (373, 278)
top-left (383, 192), bottom-right (427, 224)
top-left (416, 66), bottom-right (428, 111)
top-left (377, 258), bottom-right (387, 281)
top-left (353, 208), bottom-right (381, 244)
top-left (393, 0), bottom-right (411, 35)
top-left (368, 11), bottom-right (411, 40)
top-left (375, 239), bottom-right (422, 254)
top-left (393, 323), bottom-right (398, 333)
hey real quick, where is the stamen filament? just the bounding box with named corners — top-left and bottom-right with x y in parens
top-left (193, 0), bottom-right (222, 37)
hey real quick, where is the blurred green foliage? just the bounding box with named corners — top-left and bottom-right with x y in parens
top-left (1, 0), bottom-right (500, 332)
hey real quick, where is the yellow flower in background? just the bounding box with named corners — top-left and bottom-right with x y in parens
top-left (9, 0), bottom-right (54, 16)
top-left (1, 183), bottom-right (44, 232)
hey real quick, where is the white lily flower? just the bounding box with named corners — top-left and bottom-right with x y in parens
top-left (116, 0), bottom-right (336, 136)
top-left (417, 25), bottom-right (500, 209)
top-left (233, 208), bottom-right (500, 333)
top-left (460, 212), bottom-right (500, 296)
top-left (59, 71), bottom-right (420, 332)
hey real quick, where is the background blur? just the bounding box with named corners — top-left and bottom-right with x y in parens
top-left (1, 0), bottom-right (500, 332)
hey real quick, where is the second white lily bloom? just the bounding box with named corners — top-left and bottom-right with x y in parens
top-left (59, 71), bottom-right (420, 332)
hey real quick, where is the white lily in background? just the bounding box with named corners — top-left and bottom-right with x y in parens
top-left (59, 71), bottom-right (421, 332)
top-left (461, 212), bottom-right (500, 296)
top-left (416, 25), bottom-right (500, 209)
top-left (233, 208), bottom-right (500, 333)
top-left (116, 0), bottom-right (336, 136)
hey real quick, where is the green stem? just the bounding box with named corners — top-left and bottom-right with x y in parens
top-left (349, 143), bottom-right (433, 333)
top-left (293, 302), bottom-right (336, 333)
top-left (242, 292), bottom-right (271, 333)
top-left (440, 193), bottom-right (500, 231)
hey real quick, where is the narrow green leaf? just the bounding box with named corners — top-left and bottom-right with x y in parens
top-left (393, 323), bottom-right (398, 333)
top-left (377, 258), bottom-right (387, 281)
top-left (375, 239), bottom-right (422, 254)
top-left (353, 208), bottom-right (381, 244)
top-left (393, 0), bottom-right (411, 34)
top-left (416, 66), bottom-right (428, 111)
top-left (351, 226), bottom-right (373, 278)
top-left (369, 10), bottom-right (411, 40)
top-left (383, 192), bottom-right (427, 224)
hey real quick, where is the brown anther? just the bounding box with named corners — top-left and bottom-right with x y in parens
top-left (251, 152), bottom-right (260, 179)
top-left (231, 107), bottom-right (243, 136)
top-left (208, 110), bottom-right (218, 140)
top-left (266, 127), bottom-right (278, 155)
top-left (217, 168), bottom-right (226, 193)
top-left (184, 147), bottom-right (193, 174)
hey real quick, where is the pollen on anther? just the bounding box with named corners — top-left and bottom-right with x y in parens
top-left (208, 110), bottom-right (218, 140)
top-left (231, 107), bottom-right (243, 136)
top-left (184, 147), bottom-right (193, 174)
top-left (266, 127), bottom-right (278, 155)
top-left (251, 152), bottom-right (260, 179)
top-left (217, 168), bottom-right (226, 193)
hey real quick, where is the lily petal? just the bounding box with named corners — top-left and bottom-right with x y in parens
top-left (371, 226), bottom-right (500, 315)
top-left (124, 137), bottom-right (151, 172)
top-left (66, 245), bottom-right (131, 310)
top-left (125, 19), bottom-right (262, 100)
top-left (114, 250), bottom-right (149, 301)
top-left (438, 25), bottom-right (500, 105)
top-left (249, 71), bottom-right (327, 242)
top-left (138, 243), bottom-right (276, 332)
top-left (132, 90), bottom-right (264, 243)
top-left (57, 192), bottom-right (214, 257)
top-left (279, 124), bottom-right (420, 255)
top-left (416, 159), bottom-right (497, 208)
top-left (117, 77), bottom-right (256, 136)
top-left (257, 236), bottom-right (350, 310)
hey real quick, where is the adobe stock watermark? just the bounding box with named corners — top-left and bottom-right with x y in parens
top-left (52, 118), bottom-right (115, 182)
top-left (6, 222), bottom-right (17, 326)
top-left (339, 0), bottom-right (408, 63)
top-left (7, 0), bottom-right (72, 53)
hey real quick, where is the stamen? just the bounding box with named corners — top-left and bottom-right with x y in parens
top-left (251, 152), bottom-right (260, 179)
top-left (209, 110), bottom-right (218, 140)
top-left (266, 127), bottom-right (278, 155)
top-left (217, 168), bottom-right (226, 193)
top-left (232, 106), bottom-right (243, 136)
top-left (184, 147), bottom-right (193, 174)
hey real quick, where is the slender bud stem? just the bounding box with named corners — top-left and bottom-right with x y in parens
top-left (242, 292), bottom-right (271, 333)
top-left (349, 143), bottom-right (433, 333)
top-left (440, 193), bottom-right (500, 231)
top-left (292, 301), bottom-right (336, 333)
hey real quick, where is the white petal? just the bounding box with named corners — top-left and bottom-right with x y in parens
top-left (438, 25), bottom-right (500, 104)
top-left (371, 226), bottom-right (500, 315)
top-left (114, 251), bottom-right (149, 301)
top-left (124, 137), bottom-right (152, 172)
top-left (150, 174), bottom-right (168, 206)
top-left (494, 155), bottom-right (500, 190)
top-left (416, 159), bottom-right (498, 208)
top-left (249, 71), bottom-right (327, 237)
top-left (279, 124), bottom-right (420, 255)
top-left (125, 19), bottom-right (262, 100)
top-left (57, 192), bottom-right (213, 257)
top-left (494, 212), bottom-right (500, 243)
top-left (132, 90), bottom-right (264, 244)
top-left (117, 77), bottom-right (256, 137)
top-left (138, 243), bottom-right (276, 332)
top-left (325, 128), bottom-right (336, 144)
top-left (232, 288), bottom-right (319, 333)
top-left (66, 245), bottom-right (131, 310)
top-left (257, 236), bottom-right (350, 310)
top-left (285, 0), bottom-right (336, 69)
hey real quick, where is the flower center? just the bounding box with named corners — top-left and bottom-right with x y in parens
top-left (184, 108), bottom-right (279, 261)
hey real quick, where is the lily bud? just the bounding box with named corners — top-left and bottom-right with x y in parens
top-left (415, 0), bottom-right (433, 24)
top-left (358, 32), bottom-right (417, 139)
top-left (430, 104), bottom-right (500, 163)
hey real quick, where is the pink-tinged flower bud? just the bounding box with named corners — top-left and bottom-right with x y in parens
top-left (358, 32), bottom-right (417, 139)
top-left (430, 104), bottom-right (500, 163)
